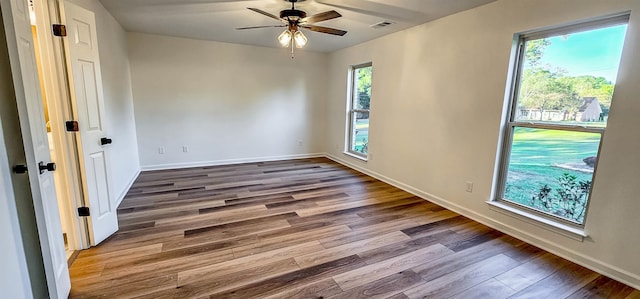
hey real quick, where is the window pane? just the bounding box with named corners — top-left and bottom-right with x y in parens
top-left (353, 66), bottom-right (372, 110)
top-left (515, 24), bottom-right (627, 127)
top-left (503, 127), bottom-right (601, 224)
top-left (350, 111), bottom-right (369, 155)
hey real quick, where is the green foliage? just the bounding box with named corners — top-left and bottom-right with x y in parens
top-left (519, 68), bottom-right (582, 116)
top-left (525, 39), bottom-right (552, 67)
top-left (356, 66), bottom-right (372, 110)
top-left (560, 75), bottom-right (614, 111)
top-left (530, 173), bottom-right (591, 223)
top-left (356, 137), bottom-right (368, 154)
top-left (520, 39), bottom-right (615, 114)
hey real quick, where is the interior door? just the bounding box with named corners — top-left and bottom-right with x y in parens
top-left (0, 119), bottom-right (33, 299)
top-left (0, 0), bottom-right (70, 297)
top-left (63, 1), bottom-right (118, 245)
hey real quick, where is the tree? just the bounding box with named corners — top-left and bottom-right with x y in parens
top-left (356, 67), bottom-right (372, 109)
top-left (520, 38), bottom-right (582, 120)
top-left (519, 37), bottom-right (617, 122)
top-left (525, 39), bottom-right (551, 67)
top-left (560, 75), bottom-right (614, 110)
top-left (518, 69), bottom-right (582, 119)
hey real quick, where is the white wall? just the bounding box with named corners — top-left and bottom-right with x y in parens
top-left (128, 33), bottom-right (327, 169)
top-left (68, 0), bottom-right (140, 202)
top-left (325, 0), bottom-right (640, 288)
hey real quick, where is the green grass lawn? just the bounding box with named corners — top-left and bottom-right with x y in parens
top-left (352, 119), bottom-right (369, 153)
top-left (504, 127), bottom-right (600, 222)
top-left (353, 121), bottom-right (599, 221)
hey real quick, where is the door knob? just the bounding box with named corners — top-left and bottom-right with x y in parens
top-left (100, 137), bottom-right (112, 145)
top-left (38, 161), bottom-right (56, 174)
top-left (13, 164), bottom-right (28, 174)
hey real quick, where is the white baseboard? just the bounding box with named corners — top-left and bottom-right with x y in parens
top-left (325, 153), bottom-right (640, 290)
top-left (115, 169), bottom-right (140, 208)
top-left (140, 153), bottom-right (326, 171)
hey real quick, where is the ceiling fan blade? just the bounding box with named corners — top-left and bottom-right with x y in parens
top-left (237, 25), bottom-right (286, 30)
top-left (301, 25), bottom-right (347, 36)
top-left (301, 10), bottom-right (341, 24)
top-left (247, 7), bottom-right (282, 22)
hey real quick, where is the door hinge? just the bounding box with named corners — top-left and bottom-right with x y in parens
top-left (77, 207), bottom-right (90, 217)
top-left (52, 24), bottom-right (67, 37)
top-left (65, 120), bottom-right (79, 132)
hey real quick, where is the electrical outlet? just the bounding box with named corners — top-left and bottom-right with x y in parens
top-left (465, 181), bottom-right (474, 193)
top-left (182, 146), bottom-right (188, 153)
top-left (158, 146), bottom-right (165, 154)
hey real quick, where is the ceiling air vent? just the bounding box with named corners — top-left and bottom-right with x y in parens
top-left (369, 21), bottom-right (394, 29)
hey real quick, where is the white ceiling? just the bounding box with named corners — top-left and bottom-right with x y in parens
top-left (98, 0), bottom-right (497, 52)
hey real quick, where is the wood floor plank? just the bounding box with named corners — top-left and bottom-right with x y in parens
top-left (494, 252), bottom-right (574, 292)
top-left (67, 158), bottom-right (637, 298)
top-left (176, 240), bottom-right (325, 286)
top-left (411, 235), bottom-right (524, 283)
top-left (507, 261), bottom-right (600, 299)
top-left (294, 231), bottom-right (411, 268)
top-left (333, 244), bottom-right (454, 291)
top-left (263, 278), bottom-right (344, 299)
top-left (403, 254), bottom-right (520, 299)
top-left (329, 270), bottom-right (423, 299)
top-left (626, 290), bottom-right (640, 299)
top-left (231, 224), bottom-right (352, 258)
top-left (211, 254), bottom-right (369, 298)
top-left (448, 278), bottom-right (517, 299)
top-left (566, 275), bottom-right (636, 299)
top-left (75, 249), bottom-right (234, 287)
top-left (167, 258), bottom-right (300, 298)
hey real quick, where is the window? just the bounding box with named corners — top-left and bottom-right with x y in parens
top-left (496, 16), bottom-right (628, 226)
top-left (347, 63), bottom-right (372, 158)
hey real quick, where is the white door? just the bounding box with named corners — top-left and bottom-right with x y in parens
top-left (63, 2), bottom-right (118, 245)
top-left (0, 122), bottom-right (33, 299)
top-left (0, 0), bottom-right (70, 297)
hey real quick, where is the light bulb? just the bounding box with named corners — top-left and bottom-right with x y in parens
top-left (294, 30), bottom-right (307, 48)
top-left (278, 30), bottom-right (292, 47)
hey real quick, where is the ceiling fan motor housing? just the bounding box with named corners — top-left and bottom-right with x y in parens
top-left (280, 9), bottom-right (307, 20)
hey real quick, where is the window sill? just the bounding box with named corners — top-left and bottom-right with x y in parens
top-left (343, 151), bottom-right (368, 162)
top-left (486, 200), bottom-right (588, 242)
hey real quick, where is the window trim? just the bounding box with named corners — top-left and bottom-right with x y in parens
top-left (493, 14), bottom-right (629, 230)
top-left (346, 62), bottom-right (372, 159)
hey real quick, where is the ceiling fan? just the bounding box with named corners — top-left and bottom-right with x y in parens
top-left (237, 0), bottom-right (347, 56)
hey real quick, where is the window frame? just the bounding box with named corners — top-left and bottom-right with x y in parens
top-left (346, 62), bottom-right (372, 159)
top-left (494, 15), bottom-right (629, 229)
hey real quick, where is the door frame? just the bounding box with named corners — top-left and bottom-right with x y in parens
top-left (31, 0), bottom-right (90, 250)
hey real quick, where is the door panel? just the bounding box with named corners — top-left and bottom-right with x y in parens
top-left (64, 1), bottom-right (117, 245)
top-left (1, 0), bottom-right (70, 297)
top-left (78, 60), bottom-right (102, 131)
top-left (88, 152), bottom-right (111, 217)
top-left (41, 176), bottom-right (66, 279)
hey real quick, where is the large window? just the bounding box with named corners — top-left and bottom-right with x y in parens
top-left (496, 16), bottom-right (628, 226)
top-left (347, 63), bottom-right (372, 158)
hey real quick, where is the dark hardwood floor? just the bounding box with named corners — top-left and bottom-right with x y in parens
top-left (68, 158), bottom-right (639, 298)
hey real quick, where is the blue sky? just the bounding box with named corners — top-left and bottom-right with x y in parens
top-left (536, 24), bottom-right (628, 83)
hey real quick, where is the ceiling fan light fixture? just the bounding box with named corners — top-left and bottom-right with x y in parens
top-left (278, 29), bottom-right (292, 47)
top-left (294, 30), bottom-right (307, 48)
